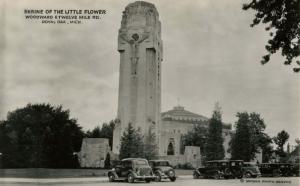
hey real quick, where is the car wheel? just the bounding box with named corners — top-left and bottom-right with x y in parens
top-left (170, 177), bottom-right (176, 182)
top-left (193, 172), bottom-right (199, 179)
top-left (235, 171), bottom-right (243, 179)
top-left (127, 173), bottom-right (134, 183)
top-left (108, 173), bottom-right (115, 182)
top-left (155, 172), bottom-right (161, 182)
top-left (213, 172), bottom-right (220, 179)
top-left (145, 179), bottom-right (151, 183)
top-left (244, 172), bottom-right (252, 178)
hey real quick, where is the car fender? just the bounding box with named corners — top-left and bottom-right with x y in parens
top-left (155, 169), bottom-right (163, 175)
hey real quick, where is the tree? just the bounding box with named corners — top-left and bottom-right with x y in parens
top-left (205, 103), bottom-right (225, 161)
top-left (273, 130), bottom-right (290, 157)
top-left (99, 120), bottom-right (115, 149)
top-left (86, 126), bottom-right (101, 138)
top-left (86, 120), bottom-right (115, 150)
top-left (258, 133), bottom-right (274, 163)
top-left (243, 0), bottom-right (300, 72)
top-left (182, 122), bottom-right (208, 154)
top-left (143, 128), bottom-right (158, 160)
top-left (0, 103), bottom-right (84, 168)
top-left (231, 112), bottom-right (271, 162)
top-left (247, 113), bottom-right (270, 160)
top-left (231, 112), bottom-right (252, 161)
top-left (104, 153), bottom-right (111, 169)
top-left (119, 123), bottom-right (144, 159)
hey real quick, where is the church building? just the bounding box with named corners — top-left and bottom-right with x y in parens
top-left (160, 105), bottom-right (232, 159)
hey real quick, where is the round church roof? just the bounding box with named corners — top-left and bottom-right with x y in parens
top-left (161, 106), bottom-right (209, 123)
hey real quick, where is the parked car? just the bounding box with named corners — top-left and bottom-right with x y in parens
top-left (149, 160), bottom-right (176, 182)
top-left (193, 160), bottom-right (244, 179)
top-left (107, 158), bottom-right (155, 183)
top-left (259, 163), bottom-right (293, 177)
top-left (242, 162), bottom-right (261, 178)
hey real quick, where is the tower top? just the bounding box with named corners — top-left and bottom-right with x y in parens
top-left (120, 1), bottom-right (160, 29)
top-left (125, 1), bottom-right (158, 14)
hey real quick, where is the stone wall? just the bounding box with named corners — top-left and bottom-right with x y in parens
top-left (157, 146), bottom-right (201, 168)
top-left (78, 138), bottom-right (110, 168)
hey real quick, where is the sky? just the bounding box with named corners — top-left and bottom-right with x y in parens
top-left (0, 0), bottom-right (299, 146)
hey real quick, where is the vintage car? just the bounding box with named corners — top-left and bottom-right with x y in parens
top-left (107, 158), bottom-right (155, 183)
top-left (193, 160), bottom-right (244, 179)
top-left (259, 163), bottom-right (293, 177)
top-left (149, 160), bottom-right (176, 182)
top-left (242, 162), bottom-right (261, 178)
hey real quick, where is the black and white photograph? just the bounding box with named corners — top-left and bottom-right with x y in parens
top-left (0, 0), bottom-right (299, 186)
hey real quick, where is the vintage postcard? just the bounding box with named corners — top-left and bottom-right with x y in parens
top-left (0, 0), bottom-right (299, 185)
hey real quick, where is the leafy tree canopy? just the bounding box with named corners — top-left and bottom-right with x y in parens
top-left (273, 130), bottom-right (290, 156)
top-left (231, 112), bottom-right (271, 162)
top-left (243, 0), bottom-right (300, 72)
top-left (182, 122), bottom-right (208, 153)
top-left (0, 103), bottom-right (84, 168)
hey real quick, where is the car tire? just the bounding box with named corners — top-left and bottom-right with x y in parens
top-left (244, 172), bottom-right (252, 178)
top-left (170, 177), bottom-right (176, 182)
top-left (235, 170), bottom-right (243, 179)
top-left (193, 172), bottom-right (200, 179)
top-left (213, 172), bottom-right (220, 179)
top-left (127, 173), bottom-right (135, 183)
top-left (155, 172), bottom-right (161, 182)
top-left (108, 173), bottom-right (115, 182)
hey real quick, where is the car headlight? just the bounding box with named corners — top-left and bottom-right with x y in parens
top-left (168, 170), bottom-right (175, 177)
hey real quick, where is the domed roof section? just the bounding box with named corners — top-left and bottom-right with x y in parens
top-left (161, 105), bottom-right (209, 123)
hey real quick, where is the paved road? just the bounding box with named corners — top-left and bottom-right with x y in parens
top-left (1, 176), bottom-right (299, 186)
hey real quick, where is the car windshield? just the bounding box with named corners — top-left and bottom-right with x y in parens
top-left (155, 161), bottom-right (170, 166)
top-left (135, 160), bottom-right (148, 166)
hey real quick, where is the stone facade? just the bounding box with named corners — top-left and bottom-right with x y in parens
top-left (78, 138), bottom-right (110, 168)
top-left (113, 1), bottom-right (163, 154)
top-left (160, 105), bottom-right (232, 159)
top-left (157, 146), bottom-right (201, 168)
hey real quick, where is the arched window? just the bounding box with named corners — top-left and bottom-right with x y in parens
top-left (167, 142), bottom-right (174, 155)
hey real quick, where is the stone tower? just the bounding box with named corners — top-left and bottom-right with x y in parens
top-left (112, 1), bottom-right (163, 155)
